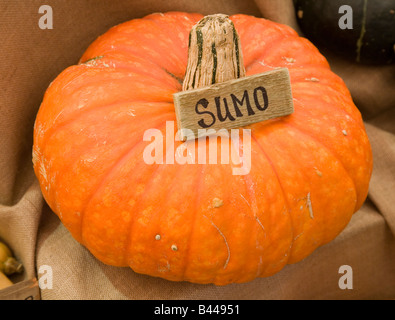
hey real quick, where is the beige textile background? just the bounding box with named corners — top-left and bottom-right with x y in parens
top-left (0, 0), bottom-right (394, 299)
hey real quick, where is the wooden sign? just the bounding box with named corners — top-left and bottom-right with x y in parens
top-left (0, 278), bottom-right (40, 300)
top-left (174, 68), bottom-right (294, 141)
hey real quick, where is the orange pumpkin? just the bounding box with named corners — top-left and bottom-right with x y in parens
top-left (33, 12), bottom-right (373, 285)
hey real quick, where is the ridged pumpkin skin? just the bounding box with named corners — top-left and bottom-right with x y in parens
top-left (33, 12), bottom-right (373, 285)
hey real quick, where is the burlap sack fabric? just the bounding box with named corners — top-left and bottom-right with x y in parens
top-left (1, 0), bottom-right (394, 300)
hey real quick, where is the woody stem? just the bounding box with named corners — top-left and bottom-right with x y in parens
top-left (182, 14), bottom-right (245, 91)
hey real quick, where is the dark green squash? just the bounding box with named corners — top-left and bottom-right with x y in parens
top-left (294, 0), bottom-right (395, 64)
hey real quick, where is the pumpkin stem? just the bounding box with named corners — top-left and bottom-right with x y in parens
top-left (182, 14), bottom-right (245, 91)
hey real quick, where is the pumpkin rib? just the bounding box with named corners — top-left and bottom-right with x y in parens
top-left (37, 104), bottom-right (174, 185)
top-left (249, 133), bottom-right (294, 257)
top-left (70, 69), bottom-right (176, 104)
top-left (182, 164), bottom-right (239, 283)
top-left (42, 111), bottom-right (172, 245)
top-left (232, 132), bottom-right (287, 279)
top-left (288, 96), bottom-right (365, 145)
top-left (248, 133), bottom-right (296, 273)
top-left (231, 14), bottom-right (298, 38)
top-left (211, 162), bottom-right (251, 284)
top-left (36, 66), bottom-right (176, 138)
top-left (259, 35), bottom-right (329, 69)
top-left (290, 95), bottom-right (367, 148)
top-left (140, 159), bottom-right (204, 282)
top-left (144, 12), bottom-right (202, 63)
top-left (277, 125), bottom-right (354, 250)
top-left (287, 65), bottom-right (351, 93)
top-left (56, 65), bottom-right (95, 92)
top-left (180, 163), bottom-right (205, 282)
top-left (35, 62), bottom-right (177, 147)
top-left (78, 118), bottom-right (171, 244)
top-left (106, 59), bottom-right (182, 90)
top-left (121, 130), bottom-right (194, 271)
top-left (243, 36), bottom-right (290, 70)
top-left (82, 119), bottom-right (180, 268)
top-left (251, 122), bottom-right (357, 261)
top-left (238, 157), bottom-right (275, 278)
top-left (291, 97), bottom-right (365, 143)
top-left (84, 43), bottom-right (187, 86)
top-left (243, 37), bottom-right (329, 72)
top-left (100, 28), bottom-right (187, 78)
top-left (282, 121), bottom-right (359, 213)
top-left (286, 96), bottom-right (372, 208)
top-left (291, 82), bottom-right (364, 128)
top-left (33, 66), bottom-right (90, 135)
top-left (80, 53), bottom-right (183, 90)
top-left (246, 59), bottom-right (329, 74)
top-left (73, 61), bottom-right (180, 99)
top-left (240, 32), bottom-right (289, 71)
top-left (288, 68), bottom-right (349, 94)
top-left (38, 101), bottom-right (174, 157)
top-left (230, 15), bottom-right (297, 69)
top-left (238, 161), bottom-right (263, 277)
top-left (80, 120), bottom-right (172, 255)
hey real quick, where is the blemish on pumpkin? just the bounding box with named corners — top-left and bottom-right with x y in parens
top-left (52, 110), bottom-right (65, 125)
top-left (212, 198), bottom-right (224, 208)
top-left (294, 232), bottom-right (304, 241)
top-left (127, 109), bottom-right (136, 117)
top-left (158, 261), bottom-right (171, 273)
top-left (203, 215), bottom-right (230, 269)
top-left (314, 167), bottom-right (323, 177)
top-left (307, 192), bottom-right (314, 219)
top-left (239, 194), bottom-right (250, 208)
top-left (342, 130), bottom-right (348, 136)
top-left (155, 234), bottom-right (161, 241)
top-left (171, 244), bottom-right (178, 251)
top-left (305, 77), bottom-right (319, 82)
top-left (282, 57), bottom-right (295, 64)
top-left (82, 55), bottom-right (104, 65)
top-left (82, 155), bottom-right (97, 163)
top-left (32, 149), bottom-right (40, 166)
top-left (255, 216), bottom-right (266, 236)
top-left (39, 161), bottom-right (48, 183)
